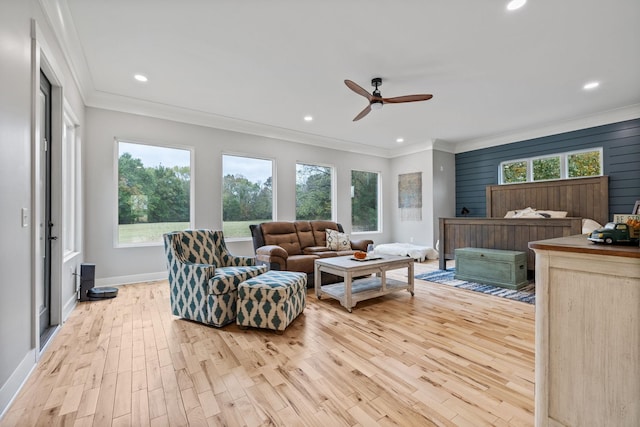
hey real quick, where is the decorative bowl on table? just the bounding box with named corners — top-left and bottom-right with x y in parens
top-left (353, 251), bottom-right (367, 260)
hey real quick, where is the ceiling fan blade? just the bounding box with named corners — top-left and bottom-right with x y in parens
top-left (345, 80), bottom-right (372, 100)
top-left (353, 105), bottom-right (372, 121)
top-left (383, 94), bottom-right (433, 103)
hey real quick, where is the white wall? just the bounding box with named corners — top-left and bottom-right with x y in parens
top-left (0, 2), bottom-right (34, 412)
top-left (84, 107), bottom-right (396, 284)
top-left (389, 146), bottom-right (456, 248)
top-left (0, 0), bottom-right (85, 417)
top-left (432, 149), bottom-right (456, 244)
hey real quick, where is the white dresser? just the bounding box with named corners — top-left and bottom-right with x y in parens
top-left (529, 234), bottom-right (640, 427)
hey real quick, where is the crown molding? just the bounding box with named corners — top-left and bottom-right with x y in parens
top-left (39, 0), bottom-right (93, 104)
top-left (88, 90), bottom-right (395, 158)
top-left (388, 139), bottom-right (456, 158)
top-left (454, 104), bottom-right (640, 154)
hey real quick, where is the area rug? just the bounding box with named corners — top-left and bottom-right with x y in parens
top-left (415, 268), bottom-right (535, 304)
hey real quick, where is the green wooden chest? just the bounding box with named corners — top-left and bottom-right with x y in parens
top-left (454, 247), bottom-right (528, 290)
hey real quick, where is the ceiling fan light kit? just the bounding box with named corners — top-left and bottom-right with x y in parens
top-left (344, 77), bottom-right (433, 121)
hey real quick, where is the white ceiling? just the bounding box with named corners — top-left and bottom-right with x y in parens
top-left (45, 0), bottom-right (640, 156)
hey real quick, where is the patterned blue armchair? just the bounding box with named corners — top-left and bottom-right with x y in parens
top-left (163, 229), bottom-right (267, 327)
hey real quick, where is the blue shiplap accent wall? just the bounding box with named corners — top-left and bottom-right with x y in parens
top-left (456, 118), bottom-right (640, 220)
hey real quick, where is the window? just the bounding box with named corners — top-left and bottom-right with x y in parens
top-left (499, 148), bottom-right (602, 184)
top-left (117, 141), bottom-right (191, 246)
top-left (222, 155), bottom-right (273, 238)
top-left (532, 155), bottom-right (561, 181)
top-left (296, 163), bottom-right (333, 220)
top-left (351, 170), bottom-right (380, 232)
top-left (568, 149), bottom-right (602, 178)
top-left (62, 109), bottom-right (79, 255)
top-left (501, 160), bottom-right (528, 184)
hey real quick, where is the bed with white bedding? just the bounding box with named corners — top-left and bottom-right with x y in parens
top-left (373, 242), bottom-right (438, 262)
top-left (438, 176), bottom-right (609, 272)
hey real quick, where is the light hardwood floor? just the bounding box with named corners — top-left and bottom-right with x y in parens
top-left (0, 261), bottom-right (534, 426)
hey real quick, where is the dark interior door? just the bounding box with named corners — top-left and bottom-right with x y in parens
top-left (39, 71), bottom-right (53, 344)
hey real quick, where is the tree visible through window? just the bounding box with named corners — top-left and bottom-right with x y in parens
top-left (296, 163), bottom-right (332, 220)
top-left (499, 148), bottom-right (602, 184)
top-left (117, 141), bottom-right (191, 245)
top-left (351, 170), bottom-right (379, 232)
top-left (533, 156), bottom-right (561, 181)
top-left (568, 150), bottom-right (601, 178)
top-left (222, 155), bottom-right (273, 238)
top-left (501, 161), bottom-right (528, 184)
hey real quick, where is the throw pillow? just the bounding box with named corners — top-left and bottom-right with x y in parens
top-left (336, 232), bottom-right (351, 251)
top-left (512, 207), bottom-right (537, 218)
top-left (582, 218), bottom-right (602, 234)
top-left (326, 229), bottom-right (351, 251)
top-left (326, 229), bottom-right (339, 250)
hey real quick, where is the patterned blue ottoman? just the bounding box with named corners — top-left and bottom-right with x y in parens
top-left (236, 270), bottom-right (306, 332)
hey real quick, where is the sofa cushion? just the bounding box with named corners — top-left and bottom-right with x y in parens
top-left (315, 251), bottom-right (339, 258)
top-left (326, 229), bottom-right (351, 251)
top-left (294, 221), bottom-right (317, 249)
top-left (310, 221), bottom-right (340, 246)
top-left (209, 265), bottom-right (268, 295)
top-left (286, 254), bottom-right (319, 274)
top-left (261, 222), bottom-right (302, 255)
top-left (303, 246), bottom-right (331, 254)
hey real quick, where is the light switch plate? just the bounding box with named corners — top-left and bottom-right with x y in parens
top-left (21, 208), bottom-right (29, 227)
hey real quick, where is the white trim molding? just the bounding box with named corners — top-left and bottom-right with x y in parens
top-left (96, 271), bottom-right (167, 287)
top-left (455, 104), bottom-right (640, 154)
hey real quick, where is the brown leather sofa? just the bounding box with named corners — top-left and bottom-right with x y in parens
top-left (249, 220), bottom-right (373, 285)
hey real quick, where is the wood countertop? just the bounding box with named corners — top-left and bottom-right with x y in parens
top-left (529, 233), bottom-right (640, 259)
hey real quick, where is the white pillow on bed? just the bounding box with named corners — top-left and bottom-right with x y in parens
top-left (582, 219), bottom-right (602, 234)
top-left (512, 207), bottom-right (539, 218)
top-left (506, 207), bottom-right (569, 218)
top-left (537, 210), bottom-right (568, 218)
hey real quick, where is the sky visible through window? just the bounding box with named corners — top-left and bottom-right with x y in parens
top-left (119, 142), bottom-right (190, 168)
top-left (118, 144), bottom-right (271, 184)
top-left (223, 155), bottom-right (272, 184)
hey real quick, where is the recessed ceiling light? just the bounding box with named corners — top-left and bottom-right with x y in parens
top-left (583, 81), bottom-right (600, 90)
top-left (396, 138), bottom-right (404, 144)
top-left (506, 0), bottom-right (526, 11)
top-left (134, 74), bottom-right (148, 82)
top-left (304, 115), bottom-right (313, 122)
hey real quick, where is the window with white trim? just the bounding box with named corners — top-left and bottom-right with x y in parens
top-left (499, 148), bottom-right (603, 184)
top-left (222, 154), bottom-right (273, 238)
top-left (532, 155), bottom-right (561, 181)
top-left (351, 170), bottom-right (380, 232)
top-left (62, 110), bottom-right (79, 255)
top-left (567, 149), bottom-right (602, 178)
top-left (117, 140), bottom-right (192, 246)
top-left (296, 163), bottom-right (333, 221)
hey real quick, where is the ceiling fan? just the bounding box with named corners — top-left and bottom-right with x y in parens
top-left (344, 77), bottom-right (433, 121)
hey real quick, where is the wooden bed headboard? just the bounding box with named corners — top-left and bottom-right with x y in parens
top-left (485, 176), bottom-right (609, 225)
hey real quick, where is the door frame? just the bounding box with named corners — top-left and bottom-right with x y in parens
top-left (31, 20), bottom-right (64, 356)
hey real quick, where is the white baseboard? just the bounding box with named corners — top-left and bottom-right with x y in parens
top-left (0, 349), bottom-right (36, 420)
top-left (62, 293), bottom-right (77, 321)
top-left (95, 271), bottom-right (167, 287)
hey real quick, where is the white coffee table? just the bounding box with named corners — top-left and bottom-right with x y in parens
top-left (314, 255), bottom-right (414, 312)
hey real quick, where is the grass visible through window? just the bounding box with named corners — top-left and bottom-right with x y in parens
top-left (118, 220), bottom-right (266, 244)
top-left (118, 222), bottom-right (190, 245)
